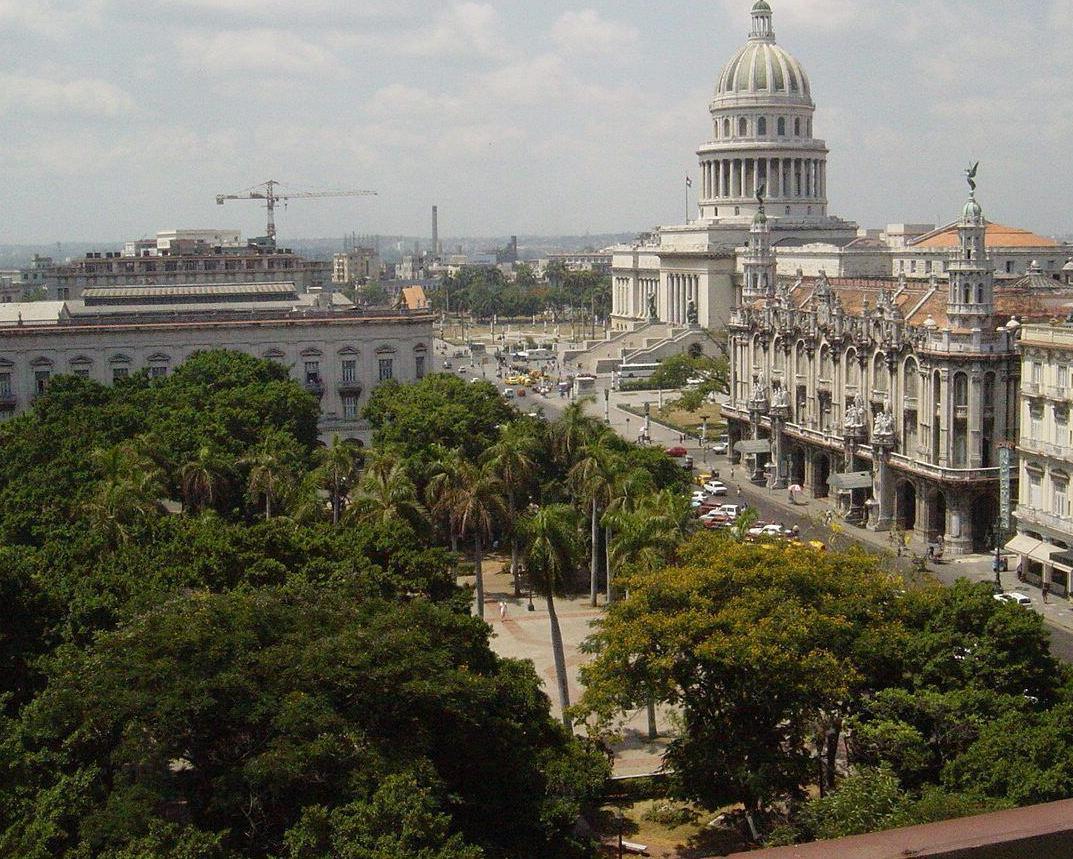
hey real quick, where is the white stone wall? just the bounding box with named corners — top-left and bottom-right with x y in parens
top-left (0, 314), bottom-right (434, 443)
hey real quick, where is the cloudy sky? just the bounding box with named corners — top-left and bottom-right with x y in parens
top-left (1, 0), bottom-right (1069, 244)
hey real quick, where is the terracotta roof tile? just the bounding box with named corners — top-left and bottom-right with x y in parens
top-left (911, 221), bottom-right (1060, 249)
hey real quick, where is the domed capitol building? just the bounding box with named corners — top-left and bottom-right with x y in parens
top-left (607, 1), bottom-right (1071, 336)
top-left (600, 1), bottom-right (1073, 568)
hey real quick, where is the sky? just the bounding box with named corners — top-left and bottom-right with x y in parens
top-left (1, 0), bottom-right (1070, 245)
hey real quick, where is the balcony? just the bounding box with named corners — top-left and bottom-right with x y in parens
top-left (1022, 381), bottom-right (1043, 397)
top-left (888, 451), bottom-right (999, 484)
top-left (1020, 439), bottom-right (1068, 460)
top-left (904, 396), bottom-right (919, 410)
top-left (1047, 385), bottom-right (1071, 403)
top-left (337, 378), bottom-right (363, 395)
top-left (303, 377), bottom-right (325, 397)
top-left (1015, 506), bottom-right (1073, 535)
top-left (0, 392), bottom-right (16, 409)
top-left (954, 405), bottom-right (969, 420)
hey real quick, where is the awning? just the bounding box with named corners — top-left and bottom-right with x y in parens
top-left (1029, 543), bottom-right (1058, 564)
top-left (1051, 551), bottom-right (1073, 572)
top-left (1005, 534), bottom-right (1043, 556)
top-left (734, 439), bottom-right (771, 454)
top-left (828, 471), bottom-right (874, 491)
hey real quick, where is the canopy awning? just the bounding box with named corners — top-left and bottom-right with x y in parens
top-left (828, 471), bottom-right (874, 491)
top-left (1006, 534), bottom-right (1043, 556)
top-left (1030, 543), bottom-right (1059, 564)
top-left (734, 439), bottom-right (771, 454)
top-left (1050, 551), bottom-right (1073, 572)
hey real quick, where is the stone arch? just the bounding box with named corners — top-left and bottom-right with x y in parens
top-left (757, 116), bottom-right (767, 136)
top-left (813, 451), bottom-right (832, 499)
top-left (872, 352), bottom-right (888, 396)
top-left (723, 117), bottom-right (731, 138)
top-left (971, 492), bottom-right (998, 554)
top-left (738, 116), bottom-right (748, 136)
top-left (895, 479), bottom-right (917, 532)
top-left (926, 487), bottom-right (947, 543)
top-left (789, 445), bottom-right (806, 486)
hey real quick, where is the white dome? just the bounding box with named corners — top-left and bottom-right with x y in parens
top-left (716, 40), bottom-right (811, 101)
top-left (714, 3), bottom-right (812, 104)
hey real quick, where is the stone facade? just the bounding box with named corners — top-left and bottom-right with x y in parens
top-left (724, 181), bottom-right (1021, 556)
top-left (1013, 324), bottom-right (1073, 596)
top-left (0, 286), bottom-right (433, 444)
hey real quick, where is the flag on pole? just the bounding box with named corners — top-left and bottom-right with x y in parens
top-left (685, 176), bottom-right (692, 187)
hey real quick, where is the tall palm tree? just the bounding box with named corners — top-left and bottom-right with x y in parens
top-left (522, 503), bottom-right (581, 728)
top-left (484, 426), bottom-right (539, 596)
top-left (180, 445), bottom-right (230, 514)
top-left (315, 435), bottom-right (359, 525)
top-left (568, 431), bottom-right (620, 606)
top-left (243, 434), bottom-right (294, 520)
top-left (348, 452), bottom-right (426, 529)
top-left (449, 461), bottom-right (507, 621)
top-left (425, 445), bottom-right (465, 551)
top-left (88, 442), bottom-right (167, 545)
top-left (549, 400), bottom-right (599, 469)
top-left (601, 467), bottom-right (656, 602)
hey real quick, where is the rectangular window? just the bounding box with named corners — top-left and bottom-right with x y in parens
top-left (58, 288), bottom-right (70, 300)
top-left (341, 359), bottom-right (357, 383)
top-left (925, 261), bottom-right (932, 274)
top-left (304, 361), bottom-right (320, 385)
top-left (73, 368), bottom-right (90, 379)
top-left (149, 366), bottom-right (167, 378)
top-left (342, 395), bottom-right (358, 419)
top-left (112, 367), bottom-right (129, 381)
top-left (1031, 412), bottom-right (1041, 441)
top-left (415, 355), bottom-right (426, 380)
top-left (34, 370), bottom-right (49, 394)
top-left (1029, 473), bottom-right (1042, 508)
top-left (0, 373), bottom-right (10, 396)
top-left (378, 358), bottom-right (393, 381)
top-left (1054, 480), bottom-right (1069, 518)
top-left (1033, 362), bottom-right (1043, 383)
top-left (1059, 366), bottom-right (1069, 390)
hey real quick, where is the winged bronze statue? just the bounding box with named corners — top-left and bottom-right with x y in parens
top-left (756, 183), bottom-right (766, 210)
top-left (966, 161), bottom-right (979, 195)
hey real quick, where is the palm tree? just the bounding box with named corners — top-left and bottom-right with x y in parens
top-left (243, 435), bottom-right (294, 520)
top-left (315, 435), bottom-right (359, 525)
top-left (601, 467), bottom-right (656, 602)
top-left (549, 400), bottom-right (599, 468)
top-left (522, 503), bottom-right (581, 728)
top-left (425, 445), bottom-right (465, 551)
top-left (449, 461), bottom-right (507, 621)
top-left (484, 426), bottom-right (539, 596)
top-left (348, 452), bottom-right (426, 529)
top-left (180, 445), bottom-right (230, 514)
top-left (87, 442), bottom-right (168, 545)
top-left (568, 431), bottom-right (620, 606)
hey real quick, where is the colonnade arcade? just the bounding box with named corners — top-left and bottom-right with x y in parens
top-left (701, 156), bottom-right (826, 206)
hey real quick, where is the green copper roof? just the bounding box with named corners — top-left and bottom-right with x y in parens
top-left (753, 0), bottom-right (772, 11)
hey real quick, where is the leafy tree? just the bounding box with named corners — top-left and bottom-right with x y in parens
top-left (348, 453), bottom-right (425, 530)
top-left (363, 376), bottom-right (514, 464)
top-left (1, 584), bottom-right (607, 858)
top-left (484, 425), bottom-right (540, 596)
top-left (243, 430), bottom-right (302, 520)
top-left (314, 436), bottom-right (360, 526)
top-left (180, 445), bottom-right (231, 514)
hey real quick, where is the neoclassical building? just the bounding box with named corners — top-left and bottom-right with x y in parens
top-left (609, 0), bottom-right (857, 334)
top-left (723, 178), bottom-right (1022, 555)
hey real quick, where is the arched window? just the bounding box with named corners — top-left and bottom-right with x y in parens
top-left (777, 117), bottom-right (786, 136)
top-left (903, 358), bottom-right (919, 400)
top-left (820, 345), bottom-right (832, 380)
top-left (873, 354), bottom-right (888, 393)
top-left (794, 117), bottom-right (801, 136)
top-left (757, 117), bottom-right (767, 136)
top-left (846, 349), bottom-right (860, 390)
top-left (954, 373), bottom-right (968, 407)
top-left (739, 117), bottom-right (748, 136)
top-left (773, 338), bottom-right (785, 376)
top-left (724, 118), bottom-right (731, 137)
top-left (796, 341), bottom-right (807, 378)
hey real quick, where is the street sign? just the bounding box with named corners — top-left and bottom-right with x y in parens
top-left (999, 445), bottom-right (1012, 532)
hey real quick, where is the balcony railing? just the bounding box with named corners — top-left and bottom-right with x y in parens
top-left (1047, 385), bottom-right (1071, 403)
top-left (303, 377), bottom-right (325, 397)
top-left (1015, 506), bottom-right (1073, 534)
top-left (888, 452), bottom-right (999, 483)
top-left (0, 393), bottom-right (16, 409)
top-left (1020, 439), bottom-right (1069, 460)
top-left (337, 378), bottom-right (363, 395)
top-left (1023, 381), bottom-right (1043, 396)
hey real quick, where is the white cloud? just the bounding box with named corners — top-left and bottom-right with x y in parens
top-left (0, 73), bottom-right (133, 116)
top-left (551, 9), bottom-right (639, 56)
top-left (329, 2), bottom-right (506, 60)
top-left (0, 0), bottom-right (108, 38)
top-left (177, 28), bottom-right (336, 74)
top-left (717, 0), bottom-right (874, 32)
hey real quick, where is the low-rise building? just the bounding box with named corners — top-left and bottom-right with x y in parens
top-left (0, 283), bottom-right (433, 443)
top-left (1011, 323), bottom-right (1073, 597)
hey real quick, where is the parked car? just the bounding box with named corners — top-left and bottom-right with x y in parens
top-left (443, 360), bottom-right (453, 369)
top-left (666, 446), bottom-right (688, 458)
top-left (748, 523), bottom-right (792, 539)
top-left (516, 388), bottom-right (527, 397)
top-left (994, 592), bottom-right (1033, 607)
top-left (703, 480), bottom-right (728, 496)
top-left (718, 503), bottom-right (748, 519)
top-left (503, 388), bottom-right (516, 399)
top-left (712, 441), bottom-right (729, 455)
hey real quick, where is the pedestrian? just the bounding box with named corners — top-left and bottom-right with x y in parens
top-left (1017, 559), bottom-right (1025, 582)
top-left (1043, 583), bottom-right (1050, 604)
top-left (736, 485), bottom-right (742, 498)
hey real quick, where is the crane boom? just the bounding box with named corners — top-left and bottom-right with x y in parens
top-left (215, 179), bottom-right (377, 244)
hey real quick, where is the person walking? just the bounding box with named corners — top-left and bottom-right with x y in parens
top-left (498, 600), bottom-right (509, 620)
top-left (1043, 582), bottom-right (1050, 605)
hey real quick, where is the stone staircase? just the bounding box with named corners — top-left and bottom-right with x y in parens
top-left (573, 322), bottom-right (681, 373)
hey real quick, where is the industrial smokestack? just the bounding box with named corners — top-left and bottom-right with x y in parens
top-left (432, 206), bottom-right (439, 260)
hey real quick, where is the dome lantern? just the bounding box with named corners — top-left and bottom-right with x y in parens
top-left (750, 0), bottom-right (775, 41)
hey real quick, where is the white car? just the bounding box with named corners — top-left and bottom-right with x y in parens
top-left (703, 480), bottom-right (729, 496)
top-left (994, 592), bottom-right (1033, 607)
top-left (711, 441), bottom-right (729, 455)
top-left (748, 523), bottom-right (790, 539)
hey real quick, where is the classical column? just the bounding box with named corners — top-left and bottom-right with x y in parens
top-left (719, 160), bottom-right (726, 198)
top-left (869, 422), bottom-right (897, 533)
top-left (739, 159), bottom-right (746, 199)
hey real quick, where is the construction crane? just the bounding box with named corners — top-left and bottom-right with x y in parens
top-left (215, 180), bottom-right (377, 244)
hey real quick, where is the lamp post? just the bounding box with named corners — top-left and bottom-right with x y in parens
top-left (643, 401), bottom-right (651, 443)
top-left (604, 387), bottom-right (611, 424)
top-left (626, 416), bottom-right (631, 441)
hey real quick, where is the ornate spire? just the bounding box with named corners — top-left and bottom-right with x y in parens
top-left (961, 161), bottom-right (983, 225)
top-left (750, 0), bottom-right (775, 41)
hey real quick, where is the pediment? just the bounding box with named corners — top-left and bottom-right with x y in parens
top-left (300, 347), bottom-right (323, 358)
top-left (262, 348), bottom-right (287, 360)
top-left (30, 356), bottom-right (54, 368)
top-left (109, 353), bottom-right (132, 364)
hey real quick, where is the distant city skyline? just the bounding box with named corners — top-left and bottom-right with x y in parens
top-left (2, 0), bottom-right (1070, 244)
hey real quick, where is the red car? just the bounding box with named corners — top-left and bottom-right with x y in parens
top-left (665, 446), bottom-right (688, 458)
